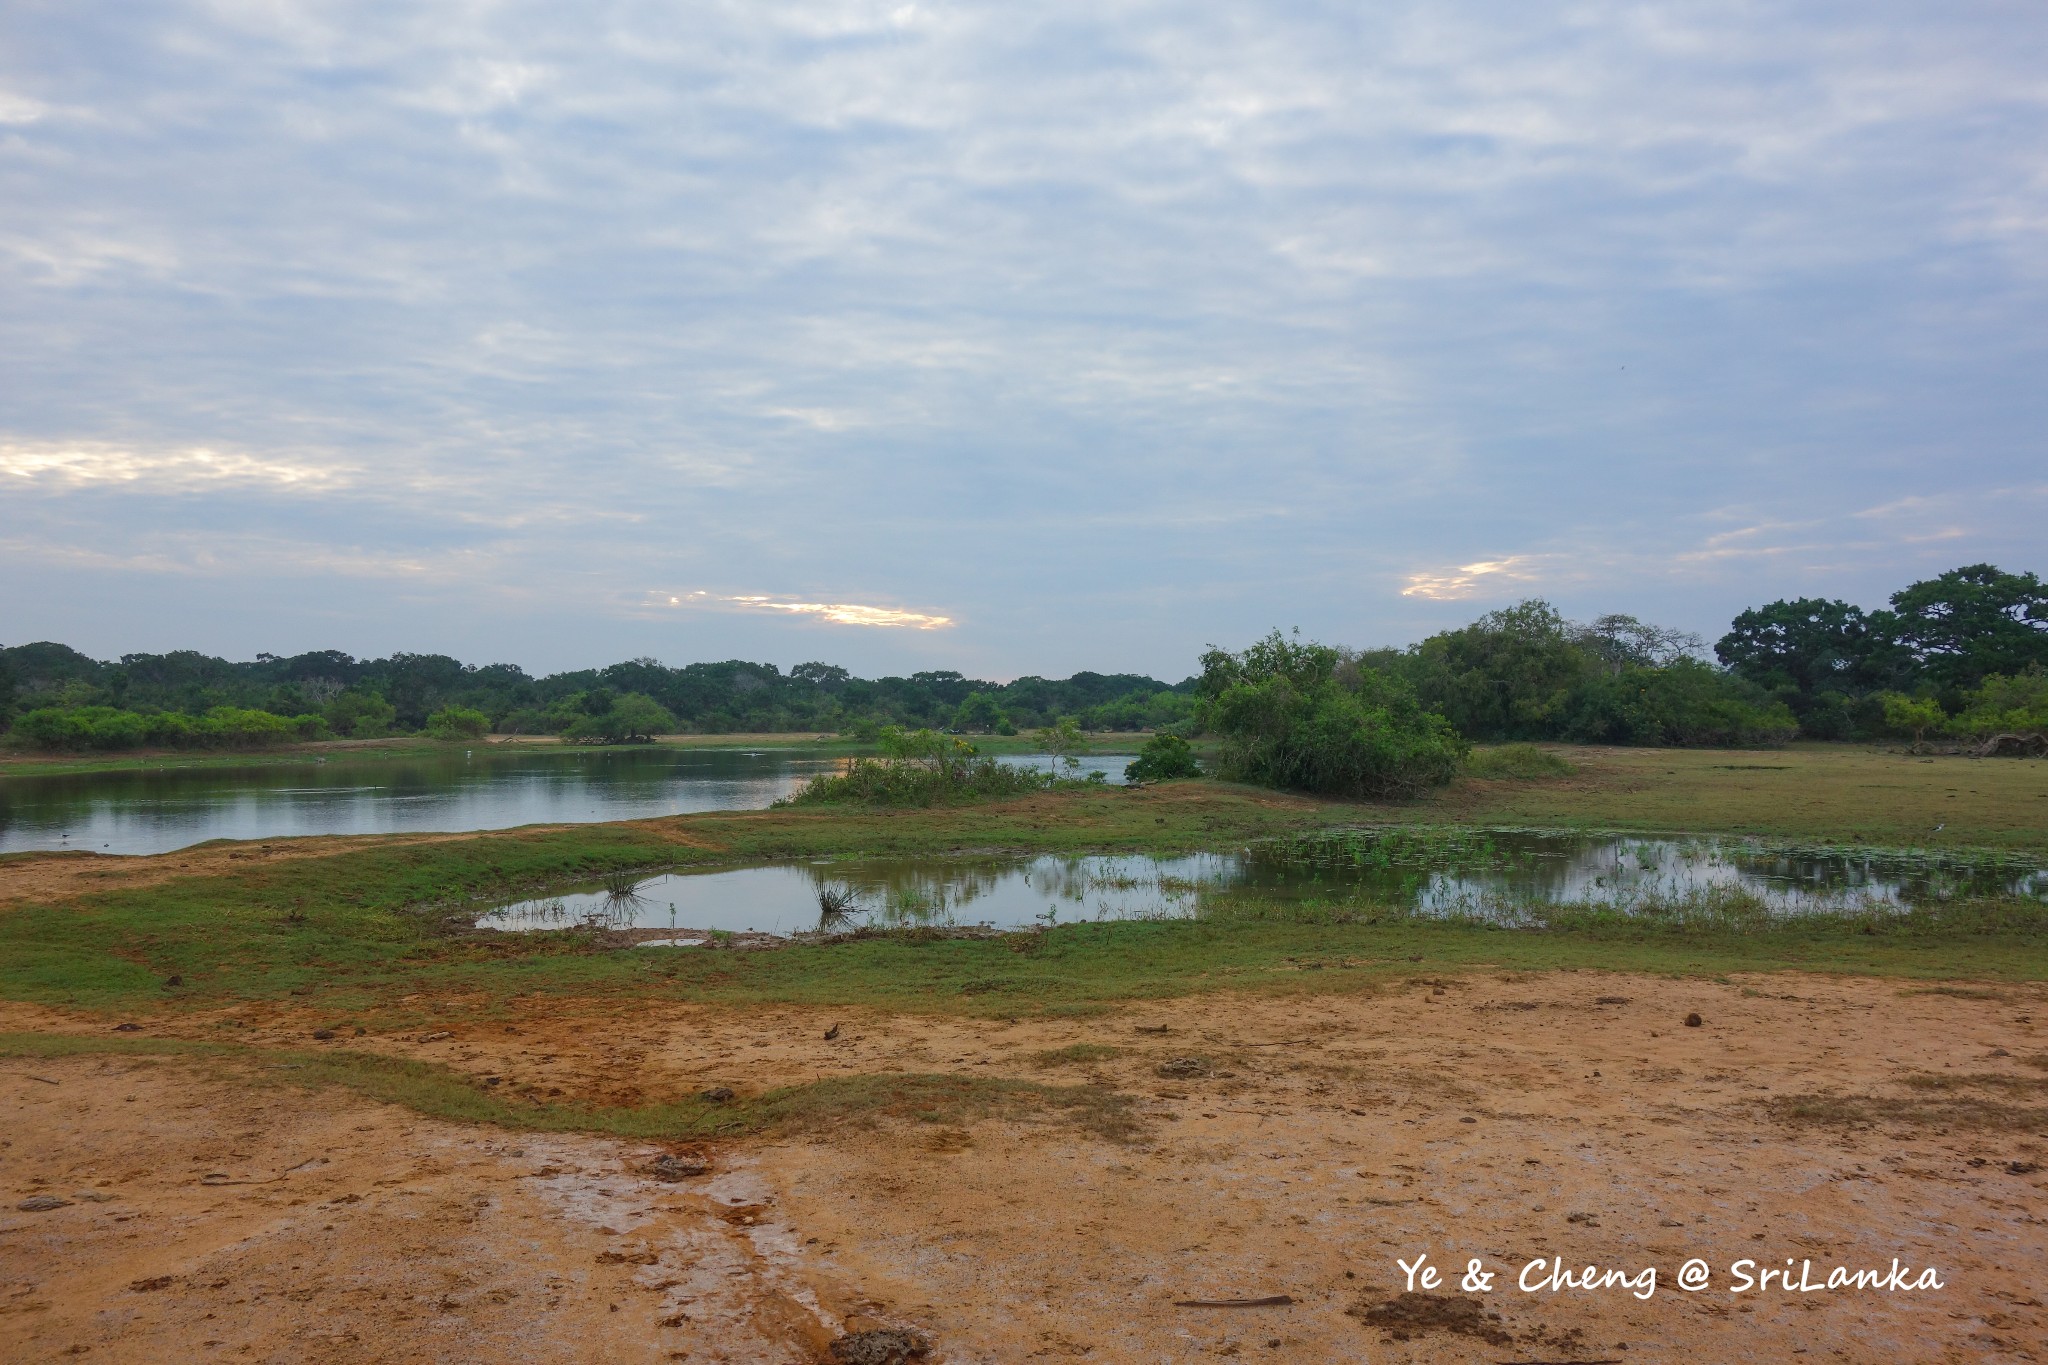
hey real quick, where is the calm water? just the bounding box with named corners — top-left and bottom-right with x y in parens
top-left (477, 830), bottom-right (2048, 939)
top-left (0, 748), bottom-right (1136, 857)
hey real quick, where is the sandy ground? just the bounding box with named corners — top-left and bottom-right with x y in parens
top-left (5, 975), bottom-right (2047, 1363)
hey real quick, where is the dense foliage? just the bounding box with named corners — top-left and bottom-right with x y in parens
top-left (2, 561), bottom-right (2036, 753)
top-left (0, 642), bottom-right (1193, 746)
top-left (1123, 733), bottom-right (1202, 783)
top-left (1198, 632), bottom-right (1468, 797)
top-left (1715, 564), bottom-right (2047, 741)
top-left (1388, 601), bottom-right (1795, 746)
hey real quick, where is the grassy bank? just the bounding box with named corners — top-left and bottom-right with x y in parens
top-left (1, 762), bottom-right (2044, 1020)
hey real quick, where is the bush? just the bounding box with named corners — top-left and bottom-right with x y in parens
top-left (8, 704), bottom-right (323, 751)
top-left (1200, 632), bottom-right (1467, 799)
top-left (426, 705), bottom-right (491, 740)
top-left (325, 689), bottom-right (397, 739)
top-left (1464, 743), bottom-right (1574, 779)
top-left (1124, 733), bottom-right (1201, 783)
top-left (784, 727), bottom-right (1048, 806)
top-left (1952, 669), bottom-right (2048, 738)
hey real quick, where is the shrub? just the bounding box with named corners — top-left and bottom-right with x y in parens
top-left (1952, 668), bottom-right (2048, 738)
top-left (1560, 661), bottom-right (1798, 747)
top-left (7, 704), bottom-right (322, 751)
top-left (325, 689), bottom-right (397, 739)
top-left (1200, 632), bottom-right (1467, 799)
top-left (426, 705), bottom-right (491, 740)
top-left (1124, 733), bottom-right (1201, 783)
top-left (784, 727), bottom-right (1048, 806)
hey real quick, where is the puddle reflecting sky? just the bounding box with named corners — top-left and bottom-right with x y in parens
top-left (479, 831), bottom-right (2048, 938)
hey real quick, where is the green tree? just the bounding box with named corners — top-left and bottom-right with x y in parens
top-left (1201, 630), bottom-right (1466, 798)
top-left (1886, 564), bottom-right (2048, 697)
top-left (324, 689), bottom-right (397, 738)
top-left (564, 693), bottom-right (676, 743)
top-left (1402, 602), bottom-right (1591, 740)
top-left (1035, 715), bottom-right (1084, 779)
top-left (951, 691), bottom-right (1011, 734)
top-left (1878, 692), bottom-right (1946, 749)
top-left (1952, 668), bottom-right (2048, 737)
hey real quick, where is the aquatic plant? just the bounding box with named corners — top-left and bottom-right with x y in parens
top-left (815, 884), bottom-right (863, 928)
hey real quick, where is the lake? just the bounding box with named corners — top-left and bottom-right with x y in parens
top-left (0, 746), bottom-right (1139, 857)
top-left (476, 828), bottom-right (2048, 939)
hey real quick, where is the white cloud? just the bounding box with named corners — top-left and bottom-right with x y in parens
top-left (656, 591), bottom-right (954, 630)
top-left (0, 442), bottom-right (355, 492)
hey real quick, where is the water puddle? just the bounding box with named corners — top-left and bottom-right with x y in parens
top-left (475, 828), bottom-right (2048, 939)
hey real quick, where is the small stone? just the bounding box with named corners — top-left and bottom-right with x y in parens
top-left (17, 1195), bottom-right (72, 1212)
top-left (128, 1276), bottom-right (175, 1292)
top-left (1684, 1013), bottom-right (1703, 1028)
top-left (164, 976), bottom-right (183, 988)
top-left (113, 1023), bottom-right (142, 1033)
top-left (698, 1087), bottom-right (736, 1104)
top-left (312, 1030), bottom-right (336, 1041)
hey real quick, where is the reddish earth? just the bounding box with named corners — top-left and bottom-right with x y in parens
top-left (4, 973), bottom-right (2046, 1362)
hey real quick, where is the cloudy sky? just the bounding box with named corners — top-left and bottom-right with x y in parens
top-left (4, 2), bottom-right (2044, 679)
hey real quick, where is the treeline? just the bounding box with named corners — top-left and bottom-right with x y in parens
top-left (1, 562), bottom-right (2037, 756)
top-left (1188, 561), bottom-right (2043, 800)
top-left (0, 642), bottom-right (1194, 750)
top-left (1712, 563), bottom-right (2047, 742)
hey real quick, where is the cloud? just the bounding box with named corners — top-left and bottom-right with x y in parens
top-left (0, 2), bottom-right (2042, 669)
top-left (0, 442), bottom-right (355, 493)
top-left (1401, 556), bottom-right (1547, 601)
top-left (656, 591), bottom-right (955, 630)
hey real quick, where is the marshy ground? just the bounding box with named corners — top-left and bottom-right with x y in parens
top-left (3, 744), bottom-right (2046, 1362)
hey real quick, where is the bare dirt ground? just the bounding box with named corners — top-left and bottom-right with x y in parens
top-left (6, 974), bottom-right (2046, 1363)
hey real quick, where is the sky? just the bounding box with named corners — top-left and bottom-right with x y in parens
top-left (3, 1), bottom-right (2045, 681)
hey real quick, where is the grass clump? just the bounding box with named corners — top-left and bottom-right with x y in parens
top-left (1464, 744), bottom-right (1575, 780)
top-left (1769, 1082), bottom-right (2048, 1133)
top-left (1029, 1042), bottom-right (1122, 1068)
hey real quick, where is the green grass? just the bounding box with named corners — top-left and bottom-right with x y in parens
top-left (3, 771), bottom-right (2045, 1022)
top-left (0, 1031), bottom-right (1141, 1142)
top-left (1463, 743), bottom-right (1576, 780)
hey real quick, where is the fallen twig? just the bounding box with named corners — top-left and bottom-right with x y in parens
top-left (1173, 1295), bottom-right (1293, 1308)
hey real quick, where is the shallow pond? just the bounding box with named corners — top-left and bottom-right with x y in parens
top-left (0, 747), bottom-right (1137, 857)
top-left (476, 828), bottom-right (2048, 939)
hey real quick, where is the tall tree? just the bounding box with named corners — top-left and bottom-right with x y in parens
top-left (1886, 564), bottom-right (2048, 694)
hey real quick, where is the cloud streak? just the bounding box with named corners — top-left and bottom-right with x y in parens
top-left (658, 592), bottom-right (955, 631)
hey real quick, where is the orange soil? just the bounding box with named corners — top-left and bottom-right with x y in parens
top-left (6, 975), bottom-right (2045, 1362)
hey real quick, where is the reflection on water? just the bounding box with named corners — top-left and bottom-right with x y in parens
top-left (477, 828), bottom-right (2048, 938)
top-left (0, 746), bottom-right (1140, 856)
